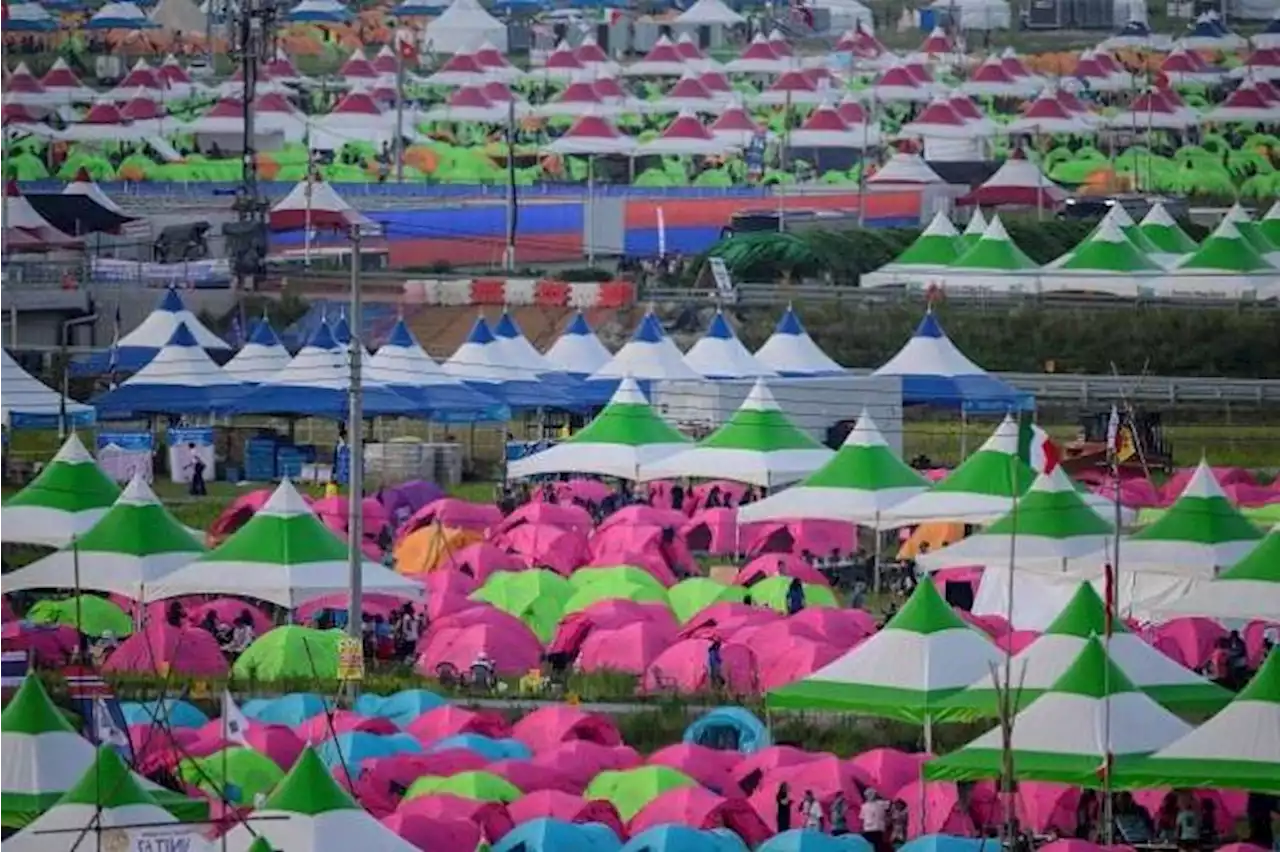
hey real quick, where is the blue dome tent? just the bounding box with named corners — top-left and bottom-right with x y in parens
top-left (683, 707), bottom-right (771, 754)
top-left (366, 319), bottom-right (511, 423)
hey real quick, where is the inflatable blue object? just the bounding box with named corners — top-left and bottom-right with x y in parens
top-left (492, 818), bottom-right (621, 852)
top-left (683, 707), bottom-right (771, 754)
top-left (317, 731), bottom-right (422, 774)
top-left (900, 836), bottom-right (1001, 852)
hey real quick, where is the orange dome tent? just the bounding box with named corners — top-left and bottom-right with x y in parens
top-left (394, 525), bottom-right (485, 576)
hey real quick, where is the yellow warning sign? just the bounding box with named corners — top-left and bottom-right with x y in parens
top-left (337, 636), bottom-right (364, 682)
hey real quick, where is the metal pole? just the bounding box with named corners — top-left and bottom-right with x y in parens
top-left (394, 37), bottom-right (405, 183)
top-left (504, 94), bottom-right (517, 272)
top-left (1, 32), bottom-right (9, 262)
top-left (586, 156), bottom-right (595, 267)
top-left (304, 152), bottom-right (313, 268)
top-left (346, 223), bottom-right (364, 692)
top-left (777, 89), bottom-right (791, 233)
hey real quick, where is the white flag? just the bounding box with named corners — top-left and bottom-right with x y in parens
top-left (93, 699), bottom-right (129, 749)
top-left (222, 690), bottom-right (250, 746)
top-left (1106, 404), bottom-right (1120, 455)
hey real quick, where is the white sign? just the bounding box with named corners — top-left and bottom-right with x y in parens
top-left (128, 826), bottom-right (211, 852)
top-left (708, 257), bottom-right (736, 300)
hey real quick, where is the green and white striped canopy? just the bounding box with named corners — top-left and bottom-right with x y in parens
top-left (1138, 201), bottom-right (1198, 254)
top-left (738, 410), bottom-right (928, 526)
top-left (1158, 524), bottom-right (1280, 621)
top-left (927, 636), bottom-right (1193, 786)
top-left (766, 580), bottom-right (1002, 723)
top-left (506, 377), bottom-right (691, 481)
top-left (638, 379), bottom-right (834, 488)
top-left (1, 434), bottom-right (120, 548)
top-left (891, 211), bottom-right (963, 267)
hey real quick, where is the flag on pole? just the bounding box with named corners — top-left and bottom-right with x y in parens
top-left (107, 300), bottom-right (122, 387)
top-left (1017, 413), bottom-right (1060, 475)
top-left (1103, 561), bottom-right (1115, 637)
top-left (222, 690), bottom-right (251, 745)
top-left (1106, 404), bottom-right (1120, 457)
top-left (93, 698), bottom-right (130, 749)
top-left (230, 315), bottom-right (244, 348)
top-left (395, 27), bottom-right (418, 64)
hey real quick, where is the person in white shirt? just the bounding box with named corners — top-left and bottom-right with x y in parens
top-left (861, 788), bottom-right (891, 852)
top-left (801, 790), bottom-right (823, 831)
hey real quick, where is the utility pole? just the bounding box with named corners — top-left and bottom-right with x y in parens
top-left (393, 28), bottom-right (407, 183)
top-left (504, 93), bottom-right (517, 272)
top-left (225, 0), bottom-right (274, 291)
top-left (346, 222), bottom-right (365, 697)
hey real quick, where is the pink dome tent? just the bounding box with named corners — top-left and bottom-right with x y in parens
top-left (681, 508), bottom-right (743, 554)
top-left (733, 554), bottom-right (831, 588)
top-left (957, 149), bottom-right (1067, 210)
top-left (394, 795), bottom-right (514, 842)
top-left (898, 780), bottom-right (978, 836)
top-left (185, 599), bottom-right (272, 634)
top-left (496, 502), bottom-right (594, 535)
top-left (849, 748), bottom-right (931, 799)
top-left (405, 705), bottom-right (511, 743)
top-left (680, 602), bottom-right (780, 640)
top-left (782, 607), bottom-right (876, 644)
top-left (294, 710), bottom-right (397, 741)
top-left (497, 524), bottom-right (590, 576)
top-left (487, 759), bottom-right (580, 794)
top-left (355, 751), bottom-right (488, 814)
top-left (631, 787), bottom-right (771, 847)
top-left (530, 741), bottom-right (642, 789)
top-left (416, 622), bottom-right (542, 677)
top-left (381, 814), bottom-right (480, 851)
top-left (311, 495), bottom-right (388, 560)
top-left (744, 519), bottom-right (855, 557)
top-left (1151, 617), bottom-right (1227, 669)
top-left (400, 498), bottom-right (503, 537)
top-left (648, 743), bottom-right (742, 796)
top-left (752, 636), bottom-right (842, 690)
top-left (103, 622), bottom-right (228, 677)
top-left (511, 706), bottom-right (623, 753)
top-left (550, 600), bottom-right (678, 658)
top-left (1015, 781), bottom-right (1079, 834)
top-left (434, 541), bottom-right (522, 583)
top-left (730, 745), bottom-right (824, 793)
top-left (507, 790), bottom-right (626, 838)
top-left (578, 621), bottom-right (678, 674)
top-left (642, 638), bottom-right (758, 694)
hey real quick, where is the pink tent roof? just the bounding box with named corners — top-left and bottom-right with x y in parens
top-left (439, 52), bottom-right (484, 74)
top-left (731, 745), bottom-right (823, 793)
top-left (783, 607), bottom-right (876, 644)
top-left (767, 30), bottom-right (793, 56)
top-left (41, 61), bottom-right (87, 89)
top-left (766, 70), bottom-right (817, 94)
top-left (435, 541), bottom-right (522, 583)
top-left (1074, 55), bottom-right (1110, 80)
top-left (630, 787), bottom-right (771, 848)
top-left (681, 507), bottom-right (740, 554)
top-left (339, 49), bottom-right (379, 78)
top-left (427, 604), bottom-right (533, 639)
top-left (487, 759), bottom-right (581, 794)
top-left (530, 741), bottom-right (642, 790)
top-left (1161, 465), bottom-right (1256, 498)
top-left (416, 622), bottom-right (542, 677)
top-left (2, 103), bottom-right (38, 124)
top-left (573, 38), bottom-right (610, 64)
top-left (372, 46), bottom-right (399, 75)
top-left (598, 504), bottom-right (688, 532)
top-left (753, 757), bottom-right (866, 822)
top-left (511, 706), bottom-right (623, 754)
top-left (640, 36), bottom-right (684, 64)
top-left (996, 629), bottom-right (1041, 655)
top-left (296, 592), bottom-right (406, 622)
top-left (958, 609), bottom-right (1011, 637)
top-left (497, 524), bottom-right (589, 576)
top-left (1131, 790), bottom-right (1243, 836)
top-left (507, 790), bottom-right (626, 837)
top-left (331, 89), bottom-right (383, 115)
top-left (401, 498), bottom-right (502, 537)
top-left (120, 97), bottom-right (161, 121)
top-left (836, 100), bottom-right (868, 124)
top-left (1020, 96), bottom-right (1076, 121)
top-left (641, 637), bottom-right (758, 694)
top-left (549, 600), bottom-right (678, 657)
top-left (648, 743), bottom-right (741, 796)
top-left (1161, 48), bottom-right (1206, 73)
top-left (949, 95), bottom-right (984, 120)
top-left (128, 725), bottom-right (200, 775)
top-left (1247, 47), bottom-right (1280, 67)
top-left (798, 105), bottom-right (850, 132)
top-left (82, 102), bottom-right (126, 124)
top-left (5, 65), bottom-right (44, 94)
top-left (539, 479), bottom-right (611, 504)
top-left (446, 86), bottom-right (492, 109)
top-left (578, 620), bottom-right (677, 674)
top-left (268, 179), bottom-right (374, 231)
top-left (159, 56), bottom-right (193, 85)
top-left (118, 63), bottom-right (162, 90)
top-left (294, 710), bottom-right (398, 742)
top-left (1055, 88), bottom-right (1089, 112)
top-left (312, 494), bottom-right (389, 537)
top-left (186, 599), bottom-right (271, 634)
top-left (381, 814), bottom-right (480, 851)
top-left (737, 550), bottom-right (834, 583)
top-left (1001, 52), bottom-right (1033, 77)
top-left (592, 76), bottom-right (625, 100)
top-left (4, 182), bottom-right (81, 249)
top-left (679, 601), bottom-right (780, 640)
top-left (898, 780), bottom-right (977, 837)
top-left (668, 75), bottom-right (714, 101)
top-left (545, 45), bottom-right (584, 71)
top-left (674, 34), bottom-right (703, 60)
top-left (971, 61), bottom-right (1015, 84)
top-left (1015, 781), bottom-right (1079, 834)
top-left (918, 26), bottom-right (952, 54)
top-left (394, 794), bottom-right (514, 842)
top-left (1151, 617), bottom-right (1227, 669)
top-left (480, 80), bottom-right (515, 103)
top-left (103, 622), bottom-right (228, 677)
top-left (710, 107), bottom-right (763, 134)
top-left (849, 747), bottom-right (931, 798)
top-left (909, 99), bottom-right (967, 127)
top-left (555, 80), bottom-right (604, 105)
top-left (355, 751), bottom-right (489, 814)
top-left (405, 705), bottom-right (511, 743)
top-left (1095, 51), bottom-right (1122, 73)
top-left (700, 71), bottom-right (732, 92)
top-left (737, 36), bottom-right (780, 62)
top-left (752, 635), bottom-right (842, 690)
top-left (497, 502), bottom-right (594, 535)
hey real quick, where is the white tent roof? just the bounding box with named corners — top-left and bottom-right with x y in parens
top-left (682, 310), bottom-right (777, 379)
top-left (543, 311), bottom-right (612, 376)
top-left (590, 311), bottom-right (702, 381)
top-left (867, 152), bottom-right (945, 185)
top-left (676, 0), bottom-right (745, 24)
top-left (223, 318), bottom-right (292, 384)
top-left (1, 350), bottom-right (94, 428)
top-left (117, 289), bottom-right (230, 352)
top-left (752, 306), bottom-right (844, 376)
top-left (422, 0), bottom-right (508, 54)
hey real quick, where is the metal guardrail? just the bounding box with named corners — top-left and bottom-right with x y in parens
top-left (644, 284), bottom-right (1280, 310)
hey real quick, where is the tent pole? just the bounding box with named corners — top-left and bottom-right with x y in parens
top-left (872, 512), bottom-right (881, 598)
top-left (346, 222), bottom-right (364, 699)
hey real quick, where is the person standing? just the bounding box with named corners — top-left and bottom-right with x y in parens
top-left (187, 444), bottom-right (207, 496)
top-left (830, 791), bottom-right (849, 836)
top-left (861, 789), bottom-right (891, 852)
top-left (776, 782), bottom-right (793, 833)
top-left (801, 790), bottom-right (823, 831)
top-left (1175, 792), bottom-right (1201, 852)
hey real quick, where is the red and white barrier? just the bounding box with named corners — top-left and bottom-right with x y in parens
top-left (402, 278), bottom-right (634, 308)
